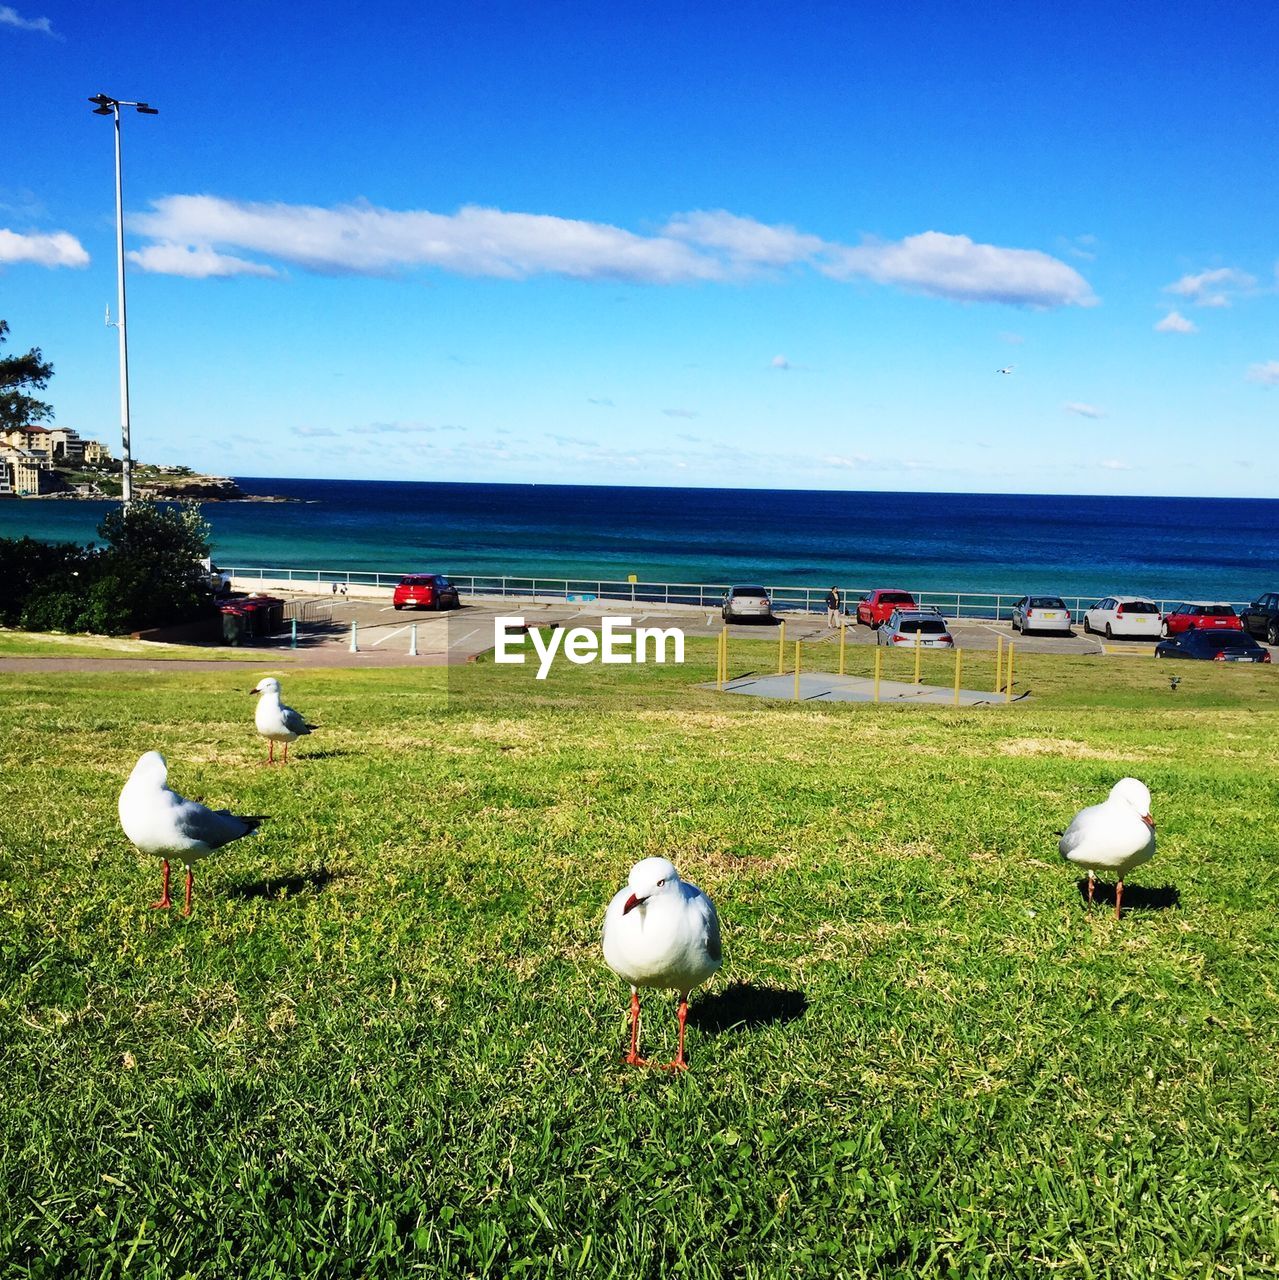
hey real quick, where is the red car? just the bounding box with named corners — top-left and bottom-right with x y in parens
top-left (1160, 602), bottom-right (1242, 638)
top-left (393, 574), bottom-right (461, 611)
top-left (856, 589), bottom-right (917, 629)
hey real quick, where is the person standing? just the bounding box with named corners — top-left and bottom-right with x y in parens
top-left (825, 586), bottom-right (841, 627)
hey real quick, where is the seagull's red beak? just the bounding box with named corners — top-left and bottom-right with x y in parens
top-left (623, 892), bottom-right (642, 915)
top-left (1142, 813), bottom-right (1155, 830)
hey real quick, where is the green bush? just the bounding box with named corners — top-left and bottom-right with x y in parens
top-left (0, 499), bottom-right (216, 635)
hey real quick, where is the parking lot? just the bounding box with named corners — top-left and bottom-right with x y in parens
top-left (236, 592), bottom-right (1276, 665)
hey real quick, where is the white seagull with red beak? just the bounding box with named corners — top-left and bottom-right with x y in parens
top-left (250, 677), bottom-right (314, 764)
top-left (1058, 777), bottom-right (1156, 918)
top-left (602, 857), bottom-right (721, 1070)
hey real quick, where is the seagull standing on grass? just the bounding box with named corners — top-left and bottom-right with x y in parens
top-left (602, 857), bottom-right (721, 1070)
top-left (118, 752), bottom-right (264, 915)
top-left (250, 677), bottom-right (315, 764)
top-left (1058, 777), bottom-right (1156, 919)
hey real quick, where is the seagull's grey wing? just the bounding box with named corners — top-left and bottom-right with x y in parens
top-left (1058, 804), bottom-right (1099, 860)
top-left (174, 798), bottom-right (263, 850)
top-left (281, 705), bottom-right (312, 736)
top-left (691, 890), bottom-right (722, 963)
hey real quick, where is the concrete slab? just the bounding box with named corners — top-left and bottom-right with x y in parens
top-left (707, 671), bottom-right (1017, 705)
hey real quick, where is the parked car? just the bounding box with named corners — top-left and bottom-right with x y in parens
top-left (393, 574), bottom-right (460, 611)
top-left (1239, 592), bottom-right (1279, 646)
top-left (722, 584), bottom-right (773, 623)
top-left (1160, 602), bottom-right (1242, 638)
top-left (856, 589), bottom-right (917, 629)
top-left (199, 557), bottom-right (233, 598)
top-left (1082, 596), bottom-right (1161, 639)
top-left (1156, 630), bottom-right (1271, 663)
top-left (1010, 595), bottom-right (1072, 635)
top-left (876, 608), bottom-right (955, 648)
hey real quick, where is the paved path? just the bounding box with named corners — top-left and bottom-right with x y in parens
top-left (709, 671), bottom-right (1018, 705)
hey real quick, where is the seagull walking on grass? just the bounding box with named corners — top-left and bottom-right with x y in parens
top-left (118, 752), bottom-right (264, 915)
top-left (250, 677), bottom-right (315, 764)
top-left (1058, 777), bottom-right (1156, 919)
top-left (602, 857), bottom-right (721, 1070)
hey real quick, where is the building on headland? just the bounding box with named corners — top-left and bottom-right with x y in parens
top-left (0, 426), bottom-right (111, 495)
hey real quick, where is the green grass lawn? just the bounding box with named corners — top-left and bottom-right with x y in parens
top-left (2, 641), bottom-right (1277, 1278)
top-left (0, 628), bottom-right (273, 661)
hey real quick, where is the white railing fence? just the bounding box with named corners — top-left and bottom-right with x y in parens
top-left (224, 566), bottom-right (1246, 622)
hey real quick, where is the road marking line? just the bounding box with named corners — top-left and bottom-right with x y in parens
top-left (372, 626), bottom-right (409, 647)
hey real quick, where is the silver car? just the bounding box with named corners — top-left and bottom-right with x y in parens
top-left (722, 584), bottom-right (773, 623)
top-left (1010, 595), bottom-right (1072, 635)
top-left (876, 608), bottom-right (954, 647)
top-left (1082, 595), bottom-right (1162, 639)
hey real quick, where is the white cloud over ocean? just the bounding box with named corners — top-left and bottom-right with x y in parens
top-left (0, 6), bottom-right (57, 36)
top-left (126, 195), bottom-right (1097, 308)
top-left (1165, 267), bottom-right (1255, 308)
top-left (1155, 309), bottom-right (1197, 333)
top-left (0, 228), bottom-right (88, 268)
top-left (1064, 402), bottom-right (1105, 419)
top-left (1246, 360), bottom-right (1279, 387)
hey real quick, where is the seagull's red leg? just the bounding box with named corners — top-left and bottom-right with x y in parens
top-left (1115, 879), bottom-right (1123, 921)
top-left (182, 867), bottom-right (194, 917)
top-left (268, 739), bottom-right (275, 766)
top-left (150, 859), bottom-right (172, 909)
top-left (624, 988), bottom-right (646, 1065)
top-left (662, 996), bottom-right (690, 1071)
top-left (1087, 871), bottom-right (1095, 906)
top-left (283, 741), bottom-right (289, 764)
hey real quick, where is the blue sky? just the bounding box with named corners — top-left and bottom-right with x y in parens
top-left (2, 1), bottom-right (1277, 495)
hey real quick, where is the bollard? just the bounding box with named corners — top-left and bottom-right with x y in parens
top-left (913, 630), bottom-right (923, 684)
top-left (777, 618), bottom-right (786, 675)
top-left (717, 627), bottom-right (726, 691)
top-left (994, 634), bottom-right (1004, 693)
top-left (409, 623), bottom-right (418, 657)
top-left (873, 646), bottom-right (882, 703)
top-left (349, 620), bottom-right (359, 654)
top-left (953, 647), bottom-right (962, 706)
top-left (793, 641), bottom-right (801, 702)
top-left (290, 618), bottom-right (297, 650)
top-left (839, 623), bottom-right (847, 676)
top-left (1006, 644), bottom-right (1014, 704)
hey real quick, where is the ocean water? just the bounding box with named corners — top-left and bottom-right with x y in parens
top-left (2, 479), bottom-right (1278, 603)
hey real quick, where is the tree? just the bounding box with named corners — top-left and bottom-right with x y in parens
top-left (0, 319), bottom-right (55, 431)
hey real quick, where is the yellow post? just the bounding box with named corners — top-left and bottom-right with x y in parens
top-left (913, 630), bottom-right (923, 684)
top-left (838, 623), bottom-right (846, 676)
top-left (792, 641), bottom-right (801, 701)
top-left (995, 634), bottom-right (1005, 694)
top-left (777, 618), bottom-right (786, 674)
top-left (717, 626), bottom-right (726, 690)
top-left (953, 647), bottom-right (962, 706)
top-left (1005, 643), bottom-right (1014, 703)
top-left (873, 646), bottom-right (882, 703)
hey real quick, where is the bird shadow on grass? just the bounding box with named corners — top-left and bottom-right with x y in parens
top-left (226, 867), bottom-right (337, 901)
top-left (1076, 878), bottom-right (1181, 911)
top-left (295, 749), bottom-right (348, 761)
top-left (688, 981), bottom-right (808, 1035)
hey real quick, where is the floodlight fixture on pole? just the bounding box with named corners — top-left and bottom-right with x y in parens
top-left (89, 93), bottom-right (158, 505)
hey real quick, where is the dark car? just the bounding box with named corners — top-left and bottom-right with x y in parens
top-left (1156, 629), bottom-right (1271, 663)
top-left (393, 574), bottom-right (460, 611)
top-left (1240, 592), bottom-right (1279, 646)
top-left (1160, 602), bottom-right (1242, 638)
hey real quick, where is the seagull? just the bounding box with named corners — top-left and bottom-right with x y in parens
top-left (118, 751), bottom-right (265, 915)
top-left (1058, 777), bottom-right (1156, 919)
top-left (250, 677), bottom-right (315, 764)
top-left (997, 365), bottom-right (1016, 375)
top-left (602, 857), bottom-right (721, 1070)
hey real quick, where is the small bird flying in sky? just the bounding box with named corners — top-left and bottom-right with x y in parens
top-left (997, 365), bottom-right (1016, 375)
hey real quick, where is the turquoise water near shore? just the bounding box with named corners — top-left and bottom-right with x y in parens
top-left (3, 478), bottom-right (1278, 602)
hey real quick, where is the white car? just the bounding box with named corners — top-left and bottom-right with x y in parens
top-left (721, 584), bottom-right (773, 623)
top-left (876, 608), bottom-right (954, 648)
top-left (1010, 595), bottom-right (1072, 635)
top-left (1082, 595), bottom-right (1161, 639)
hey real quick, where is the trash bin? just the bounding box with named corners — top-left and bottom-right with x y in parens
top-left (220, 605), bottom-right (247, 646)
top-left (241, 596), bottom-right (284, 638)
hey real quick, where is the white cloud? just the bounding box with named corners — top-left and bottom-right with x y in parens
top-left (1098, 458), bottom-right (1131, 471)
top-left (823, 231), bottom-right (1097, 307)
top-left (128, 194), bottom-right (1094, 308)
top-left (350, 421), bottom-right (446, 435)
top-left (127, 241), bottom-right (277, 278)
top-left (292, 426), bottom-right (339, 438)
top-left (1064, 402), bottom-right (1105, 419)
top-left (822, 453), bottom-right (873, 468)
top-left (770, 355), bottom-right (791, 370)
top-left (0, 228), bottom-right (88, 268)
top-left (1165, 266), bottom-right (1255, 308)
top-left (1155, 309), bottom-right (1197, 334)
top-left (0, 6), bottom-right (56, 35)
top-left (1246, 360), bottom-right (1279, 387)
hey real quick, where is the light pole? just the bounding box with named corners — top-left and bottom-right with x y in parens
top-left (90, 93), bottom-right (158, 506)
